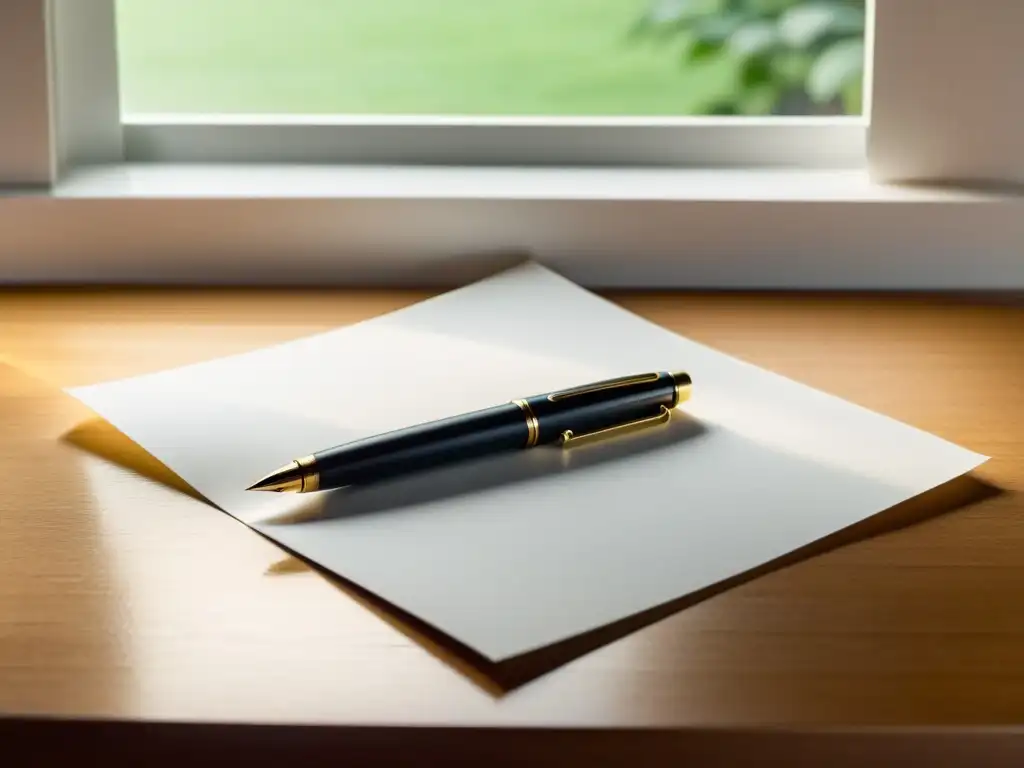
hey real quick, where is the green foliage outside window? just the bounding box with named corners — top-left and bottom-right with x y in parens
top-left (632, 0), bottom-right (867, 115)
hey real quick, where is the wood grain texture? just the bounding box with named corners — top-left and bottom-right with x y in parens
top-left (0, 288), bottom-right (1022, 764)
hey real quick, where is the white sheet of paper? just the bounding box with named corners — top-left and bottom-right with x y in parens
top-left (66, 262), bottom-right (987, 661)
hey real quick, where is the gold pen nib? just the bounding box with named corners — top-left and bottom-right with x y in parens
top-left (247, 461), bottom-right (305, 493)
top-left (247, 457), bottom-right (320, 493)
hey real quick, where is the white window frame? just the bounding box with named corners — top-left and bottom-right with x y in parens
top-left (0, 0), bottom-right (1021, 289)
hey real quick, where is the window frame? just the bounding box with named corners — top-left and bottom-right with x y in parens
top-left (0, 0), bottom-right (1021, 290)
top-left (122, 116), bottom-right (868, 168)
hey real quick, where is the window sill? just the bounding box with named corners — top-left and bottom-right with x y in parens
top-left (1, 164), bottom-right (1021, 289)
top-left (50, 164), bottom-right (1001, 202)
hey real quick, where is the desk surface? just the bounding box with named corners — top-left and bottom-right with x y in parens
top-left (1, 288), bottom-right (1022, 763)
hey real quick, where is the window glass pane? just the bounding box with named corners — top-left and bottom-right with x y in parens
top-left (116, 0), bottom-right (867, 117)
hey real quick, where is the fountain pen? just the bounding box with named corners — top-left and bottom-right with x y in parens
top-left (247, 370), bottom-right (692, 494)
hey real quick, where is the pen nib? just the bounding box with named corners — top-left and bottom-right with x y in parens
top-left (247, 462), bottom-right (304, 493)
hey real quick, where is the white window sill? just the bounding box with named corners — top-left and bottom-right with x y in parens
top-left (49, 164), bottom-right (1003, 203)
top-left (0, 164), bottom-right (1021, 289)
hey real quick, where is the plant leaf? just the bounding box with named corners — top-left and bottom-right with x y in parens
top-left (706, 101), bottom-right (741, 115)
top-left (644, 0), bottom-right (719, 25)
top-left (807, 39), bottom-right (864, 102)
top-left (778, 3), bottom-right (865, 49)
top-left (685, 37), bottom-right (726, 62)
top-left (693, 13), bottom-right (747, 42)
top-left (772, 50), bottom-right (814, 84)
top-left (741, 0), bottom-right (800, 14)
top-left (729, 20), bottom-right (779, 57)
top-left (737, 83), bottom-right (783, 115)
top-left (680, 12), bottom-right (745, 61)
top-left (842, 78), bottom-right (864, 115)
top-left (740, 55), bottom-right (774, 89)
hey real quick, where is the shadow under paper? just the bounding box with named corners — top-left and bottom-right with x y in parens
top-left (62, 418), bottom-right (212, 506)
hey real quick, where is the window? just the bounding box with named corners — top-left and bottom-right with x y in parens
top-left (115, 0), bottom-right (867, 118)
top-left (3, 0), bottom-right (1019, 178)
top-left (104, 0), bottom-right (870, 166)
top-left (0, 1), bottom-right (1020, 289)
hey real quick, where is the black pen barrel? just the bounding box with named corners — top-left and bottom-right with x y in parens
top-left (304, 371), bottom-right (690, 492)
top-left (314, 402), bottom-right (528, 489)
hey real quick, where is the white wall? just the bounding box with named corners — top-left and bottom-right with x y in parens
top-left (0, 0), bottom-right (52, 185)
top-left (870, 0), bottom-right (1024, 185)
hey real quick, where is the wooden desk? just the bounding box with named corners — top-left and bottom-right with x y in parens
top-left (1, 289), bottom-right (1022, 766)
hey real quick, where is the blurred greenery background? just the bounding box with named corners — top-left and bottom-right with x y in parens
top-left (116, 0), bottom-right (865, 116)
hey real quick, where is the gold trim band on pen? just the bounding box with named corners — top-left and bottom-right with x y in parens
top-left (512, 399), bottom-right (540, 448)
top-left (296, 454), bottom-right (319, 493)
top-left (667, 370), bottom-right (693, 408)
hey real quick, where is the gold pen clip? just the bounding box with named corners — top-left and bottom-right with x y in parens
top-left (560, 405), bottom-right (672, 448)
top-left (547, 372), bottom-right (661, 402)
